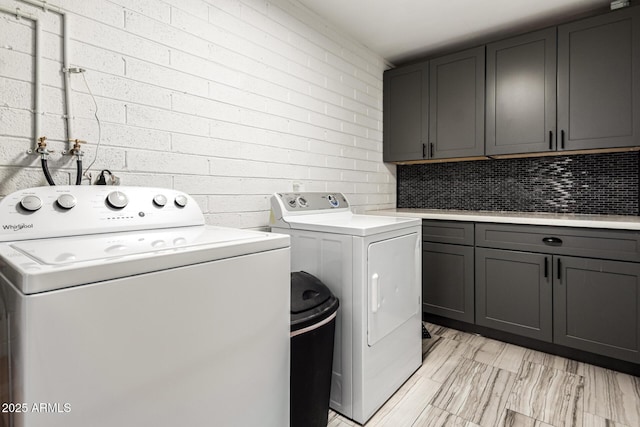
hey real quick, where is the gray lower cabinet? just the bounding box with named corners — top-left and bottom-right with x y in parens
top-left (476, 223), bottom-right (640, 363)
top-left (422, 220), bottom-right (474, 322)
top-left (475, 248), bottom-right (553, 342)
top-left (554, 256), bottom-right (640, 364)
top-left (423, 242), bottom-right (474, 322)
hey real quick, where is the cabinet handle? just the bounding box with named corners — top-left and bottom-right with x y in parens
top-left (422, 143), bottom-right (426, 158)
top-left (549, 131), bottom-right (553, 150)
top-left (560, 130), bottom-right (565, 149)
top-left (557, 258), bottom-right (562, 281)
top-left (544, 257), bottom-right (548, 278)
top-left (430, 142), bottom-right (434, 158)
top-left (542, 237), bottom-right (563, 246)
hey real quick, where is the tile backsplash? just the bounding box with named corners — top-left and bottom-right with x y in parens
top-left (397, 152), bottom-right (639, 215)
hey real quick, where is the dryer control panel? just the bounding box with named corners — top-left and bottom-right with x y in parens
top-left (0, 186), bottom-right (204, 241)
top-left (273, 192), bottom-right (350, 212)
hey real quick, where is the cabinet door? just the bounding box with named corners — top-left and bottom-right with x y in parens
top-left (422, 242), bottom-right (474, 323)
top-left (557, 7), bottom-right (640, 151)
top-left (554, 256), bottom-right (640, 363)
top-left (429, 46), bottom-right (485, 159)
top-left (486, 28), bottom-right (556, 155)
top-left (383, 62), bottom-right (429, 162)
top-left (476, 248), bottom-right (552, 341)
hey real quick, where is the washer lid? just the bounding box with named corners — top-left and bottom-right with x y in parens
top-left (0, 225), bottom-right (289, 295)
top-left (279, 212), bottom-right (421, 236)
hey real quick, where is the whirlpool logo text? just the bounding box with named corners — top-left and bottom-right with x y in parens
top-left (2, 223), bottom-right (34, 231)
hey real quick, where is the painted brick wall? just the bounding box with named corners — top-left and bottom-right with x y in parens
top-left (0, 0), bottom-right (394, 228)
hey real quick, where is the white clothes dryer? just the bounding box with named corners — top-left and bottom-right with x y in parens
top-left (270, 192), bottom-right (422, 424)
top-left (0, 186), bottom-right (290, 427)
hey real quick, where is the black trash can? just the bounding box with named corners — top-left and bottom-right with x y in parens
top-left (290, 271), bottom-right (339, 427)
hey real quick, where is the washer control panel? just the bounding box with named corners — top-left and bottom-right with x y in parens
top-left (274, 192), bottom-right (349, 212)
top-left (0, 186), bottom-right (204, 242)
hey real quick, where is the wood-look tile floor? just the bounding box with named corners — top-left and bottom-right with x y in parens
top-left (328, 322), bottom-right (640, 427)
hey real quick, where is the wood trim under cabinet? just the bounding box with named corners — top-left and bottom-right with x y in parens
top-left (390, 146), bottom-right (640, 165)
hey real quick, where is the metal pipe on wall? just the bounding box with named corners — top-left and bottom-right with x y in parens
top-left (18, 0), bottom-right (73, 143)
top-left (0, 5), bottom-right (41, 146)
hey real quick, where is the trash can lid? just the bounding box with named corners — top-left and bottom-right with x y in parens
top-left (291, 271), bottom-right (339, 331)
top-left (291, 271), bottom-right (331, 313)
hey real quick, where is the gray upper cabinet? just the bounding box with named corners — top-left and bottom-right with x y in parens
top-left (557, 7), bottom-right (640, 151)
top-left (486, 29), bottom-right (557, 155)
top-left (383, 62), bottom-right (429, 162)
top-left (429, 46), bottom-right (485, 159)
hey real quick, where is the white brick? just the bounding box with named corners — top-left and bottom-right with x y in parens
top-left (208, 0), bottom-right (241, 20)
top-left (126, 104), bottom-right (209, 136)
top-left (100, 122), bottom-right (172, 151)
top-left (240, 109), bottom-right (288, 133)
top-left (111, 172), bottom-right (173, 188)
top-left (172, 132), bottom-right (220, 156)
top-left (0, 14), bottom-right (34, 53)
top-left (266, 162), bottom-right (308, 179)
top-left (340, 170), bottom-right (368, 183)
top-left (208, 157), bottom-right (269, 177)
top-left (61, 0), bottom-right (124, 27)
top-left (108, 0), bottom-right (171, 23)
top-left (71, 71), bottom-right (172, 109)
top-left (204, 210), bottom-right (269, 229)
top-left (127, 149), bottom-right (209, 175)
top-left (288, 148), bottom-right (322, 166)
top-left (0, 0), bottom-right (391, 226)
top-left (126, 58), bottom-right (208, 96)
top-left (0, 137), bottom-right (38, 166)
top-left (0, 167), bottom-right (68, 194)
top-left (81, 146), bottom-right (127, 172)
top-left (0, 107), bottom-right (32, 138)
top-left (207, 194), bottom-right (269, 213)
top-left (1, 77), bottom-right (32, 110)
top-left (324, 129), bottom-right (355, 146)
top-left (354, 112), bottom-right (379, 131)
top-left (72, 15), bottom-right (170, 65)
top-left (70, 42), bottom-right (125, 75)
top-left (0, 48), bottom-right (32, 82)
top-left (342, 121), bottom-right (368, 138)
top-left (286, 120), bottom-right (323, 140)
top-left (167, 0), bottom-right (209, 19)
top-left (124, 10), bottom-right (209, 57)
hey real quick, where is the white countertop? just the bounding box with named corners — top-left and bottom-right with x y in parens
top-left (366, 208), bottom-right (640, 231)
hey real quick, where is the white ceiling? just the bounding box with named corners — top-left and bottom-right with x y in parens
top-left (296, 0), bottom-right (612, 65)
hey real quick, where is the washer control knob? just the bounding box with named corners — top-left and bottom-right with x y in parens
top-left (174, 195), bottom-right (188, 208)
top-left (20, 195), bottom-right (42, 212)
top-left (297, 196), bottom-right (308, 208)
top-left (56, 194), bottom-right (77, 210)
top-left (153, 194), bottom-right (167, 207)
top-left (287, 198), bottom-right (297, 208)
top-left (106, 191), bottom-right (129, 209)
top-left (327, 194), bottom-right (339, 208)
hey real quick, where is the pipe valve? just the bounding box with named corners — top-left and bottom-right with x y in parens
top-left (35, 136), bottom-right (53, 158)
top-left (69, 139), bottom-right (85, 157)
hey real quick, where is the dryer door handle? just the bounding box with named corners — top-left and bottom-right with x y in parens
top-left (371, 273), bottom-right (380, 313)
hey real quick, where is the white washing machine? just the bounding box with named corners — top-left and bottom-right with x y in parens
top-left (270, 192), bottom-right (422, 424)
top-left (0, 186), bottom-right (290, 427)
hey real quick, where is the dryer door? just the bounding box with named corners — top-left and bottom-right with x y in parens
top-left (367, 232), bottom-right (419, 346)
